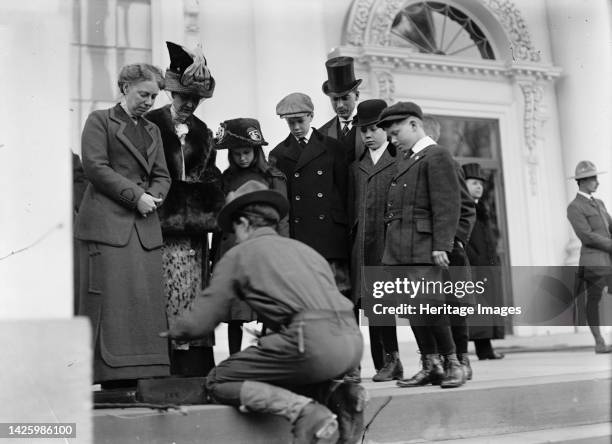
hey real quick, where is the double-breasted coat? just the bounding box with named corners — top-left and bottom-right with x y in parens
top-left (319, 116), bottom-right (365, 165)
top-left (269, 129), bottom-right (350, 260)
top-left (75, 104), bottom-right (171, 382)
top-left (382, 144), bottom-right (461, 265)
top-left (349, 145), bottom-right (397, 303)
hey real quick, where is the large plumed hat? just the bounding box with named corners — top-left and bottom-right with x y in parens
top-left (569, 160), bottom-right (607, 180)
top-left (165, 41), bottom-right (215, 98)
top-left (322, 56), bottom-right (362, 97)
top-left (215, 118), bottom-right (268, 150)
top-left (217, 180), bottom-right (289, 233)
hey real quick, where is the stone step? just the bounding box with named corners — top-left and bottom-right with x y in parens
top-left (93, 370), bottom-right (611, 443)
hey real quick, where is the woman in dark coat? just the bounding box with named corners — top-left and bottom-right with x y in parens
top-left (146, 41), bottom-right (224, 376)
top-left (215, 118), bottom-right (288, 354)
top-left (75, 63), bottom-right (171, 386)
top-left (463, 163), bottom-right (505, 360)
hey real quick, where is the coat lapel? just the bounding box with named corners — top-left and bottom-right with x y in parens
top-left (369, 148), bottom-right (395, 178)
top-left (143, 119), bottom-right (159, 170)
top-left (394, 146), bottom-right (429, 179)
top-left (110, 106), bottom-right (149, 172)
top-left (281, 134), bottom-right (303, 163)
top-left (295, 131), bottom-right (327, 171)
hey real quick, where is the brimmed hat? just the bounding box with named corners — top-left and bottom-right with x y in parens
top-left (569, 160), bottom-right (607, 180)
top-left (377, 101), bottom-right (423, 128)
top-left (462, 163), bottom-right (485, 181)
top-left (165, 41), bottom-right (215, 98)
top-left (215, 118), bottom-right (268, 150)
top-left (217, 180), bottom-right (289, 232)
top-left (353, 99), bottom-right (387, 127)
top-left (276, 92), bottom-right (314, 118)
top-left (322, 57), bottom-right (362, 97)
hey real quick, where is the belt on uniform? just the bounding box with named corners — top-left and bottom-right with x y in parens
top-left (289, 309), bottom-right (355, 353)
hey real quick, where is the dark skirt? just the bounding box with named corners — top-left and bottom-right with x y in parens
top-left (78, 228), bottom-right (170, 383)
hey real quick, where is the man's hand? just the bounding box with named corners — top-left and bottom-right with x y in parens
top-left (432, 250), bottom-right (450, 267)
top-left (137, 193), bottom-right (163, 217)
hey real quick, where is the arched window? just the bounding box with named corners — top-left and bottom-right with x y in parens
top-left (390, 1), bottom-right (495, 59)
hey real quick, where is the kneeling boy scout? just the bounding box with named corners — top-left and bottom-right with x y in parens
top-left (162, 180), bottom-right (366, 444)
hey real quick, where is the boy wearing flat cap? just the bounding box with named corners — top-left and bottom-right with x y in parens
top-left (162, 180), bottom-right (366, 444)
top-left (567, 161), bottom-right (612, 353)
top-left (319, 56), bottom-right (365, 164)
top-left (377, 102), bottom-right (466, 389)
top-left (269, 92), bottom-right (351, 302)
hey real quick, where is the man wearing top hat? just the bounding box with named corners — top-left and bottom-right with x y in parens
top-left (567, 160), bottom-right (612, 353)
top-left (348, 99), bottom-right (404, 382)
top-left (146, 41), bottom-right (224, 376)
top-left (162, 180), bottom-right (366, 444)
top-left (269, 92), bottom-right (351, 300)
top-left (319, 57), bottom-right (365, 165)
top-left (377, 101), bottom-right (466, 389)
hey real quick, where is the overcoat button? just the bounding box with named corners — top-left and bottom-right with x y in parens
top-left (391, 181), bottom-right (396, 186)
top-left (188, 249), bottom-right (196, 256)
top-left (403, 184), bottom-right (407, 187)
top-left (294, 172), bottom-right (300, 178)
top-left (318, 214), bottom-right (325, 220)
top-left (294, 218), bottom-right (300, 224)
top-left (295, 195), bottom-right (301, 201)
top-left (389, 213), bottom-right (394, 218)
top-left (317, 170), bottom-right (323, 175)
top-left (317, 192), bottom-right (323, 198)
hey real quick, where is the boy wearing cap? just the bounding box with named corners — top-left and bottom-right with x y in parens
top-left (270, 92), bottom-right (351, 300)
top-left (567, 161), bottom-right (612, 353)
top-left (319, 56), bottom-right (365, 164)
top-left (349, 99), bottom-right (404, 382)
top-left (162, 180), bottom-right (366, 444)
top-left (146, 41), bottom-right (223, 377)
top-left (377, 101), bottom-right (465, 389)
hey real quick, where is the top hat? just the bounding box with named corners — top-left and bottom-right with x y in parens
top-left (569, 160), bottom-right (607, 180)
top-left (215, 118), bottom-right (268, 150)
top-left (276, 92), bottom-right (314, 118)
top-left (353, 99), bottom-right (388, 127)
top-left (217, 180), bottom-right (289, 233)
top-left (322, 57), bottom-right (362, 97)
top-left (462, 163), bottom-right (485, 181)
top-left (377, 101), bottom-right (424, 128)
top-left (165, 41), bottom-right (215, 98)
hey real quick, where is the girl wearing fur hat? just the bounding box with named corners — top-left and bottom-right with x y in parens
top-left (215, 118), bottom-right (288, 354)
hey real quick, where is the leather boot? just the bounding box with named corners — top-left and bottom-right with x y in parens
top-left (396, 354), bottom-right (444, 387)
top-left (440, 354), bottom-right (465, 389)
top-left (240, 381), bottom-right (338, 444)
top-left (319, 380), bottom-right (368, 444)
top-left (457, 354), bottom-right (472, 381)
top-left (372, 352), bottom-right (404, 382)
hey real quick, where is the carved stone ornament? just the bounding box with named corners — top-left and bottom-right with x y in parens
top-left (376, 71), bottom-right (396, 104)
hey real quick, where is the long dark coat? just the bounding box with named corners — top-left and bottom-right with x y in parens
top-left (382, 144), bottom-right (461, 265)
top-left (75, 104), bottom-right (171, 382)
top-left (269, 129), bottom-right (349, 260)
top-left (349, 145), bottom-right (396, 303)
top-left (319, 116), bottom-right (365, 165)
top-left (467, 200), bottom-right (505, 340)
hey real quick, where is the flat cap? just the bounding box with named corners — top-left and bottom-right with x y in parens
top-left (377, 101), bottom-right (423, 128)
top-left (276, 92), bottom-right (314, 118)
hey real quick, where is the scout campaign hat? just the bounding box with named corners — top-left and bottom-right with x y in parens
top-left (165, 41), bottom-right (215, 98)
top-left (276, 92), bottom-right (314, 118)
top-left (217, 180), bottom-right (289, 233)
top-left (462, 163), bottom-right (486, 181)
top-left (569, 160), bottom-right (607, 180)
top-left (353, 99), bottom-right (388, 127)
top-left (215, 118), bottom-right (268, 150)
top-left (377, 101), bottom-right (423, 128)
top-left (322, 56), bottom-right (362, 97)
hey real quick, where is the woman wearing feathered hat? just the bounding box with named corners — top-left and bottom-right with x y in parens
top-left (214, 117), bottom-right (288, 354)
top-left (162, 180), bottom-right (366, 444)
top-left (146, 41), bottom-right (224, 376)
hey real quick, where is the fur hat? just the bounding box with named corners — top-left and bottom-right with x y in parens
top-left (217, 180), bottom-right (289, 232)
top-left (215, 118), bottom-right (268, 150)
top-left (165, 41), bottom-right (215, 98)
